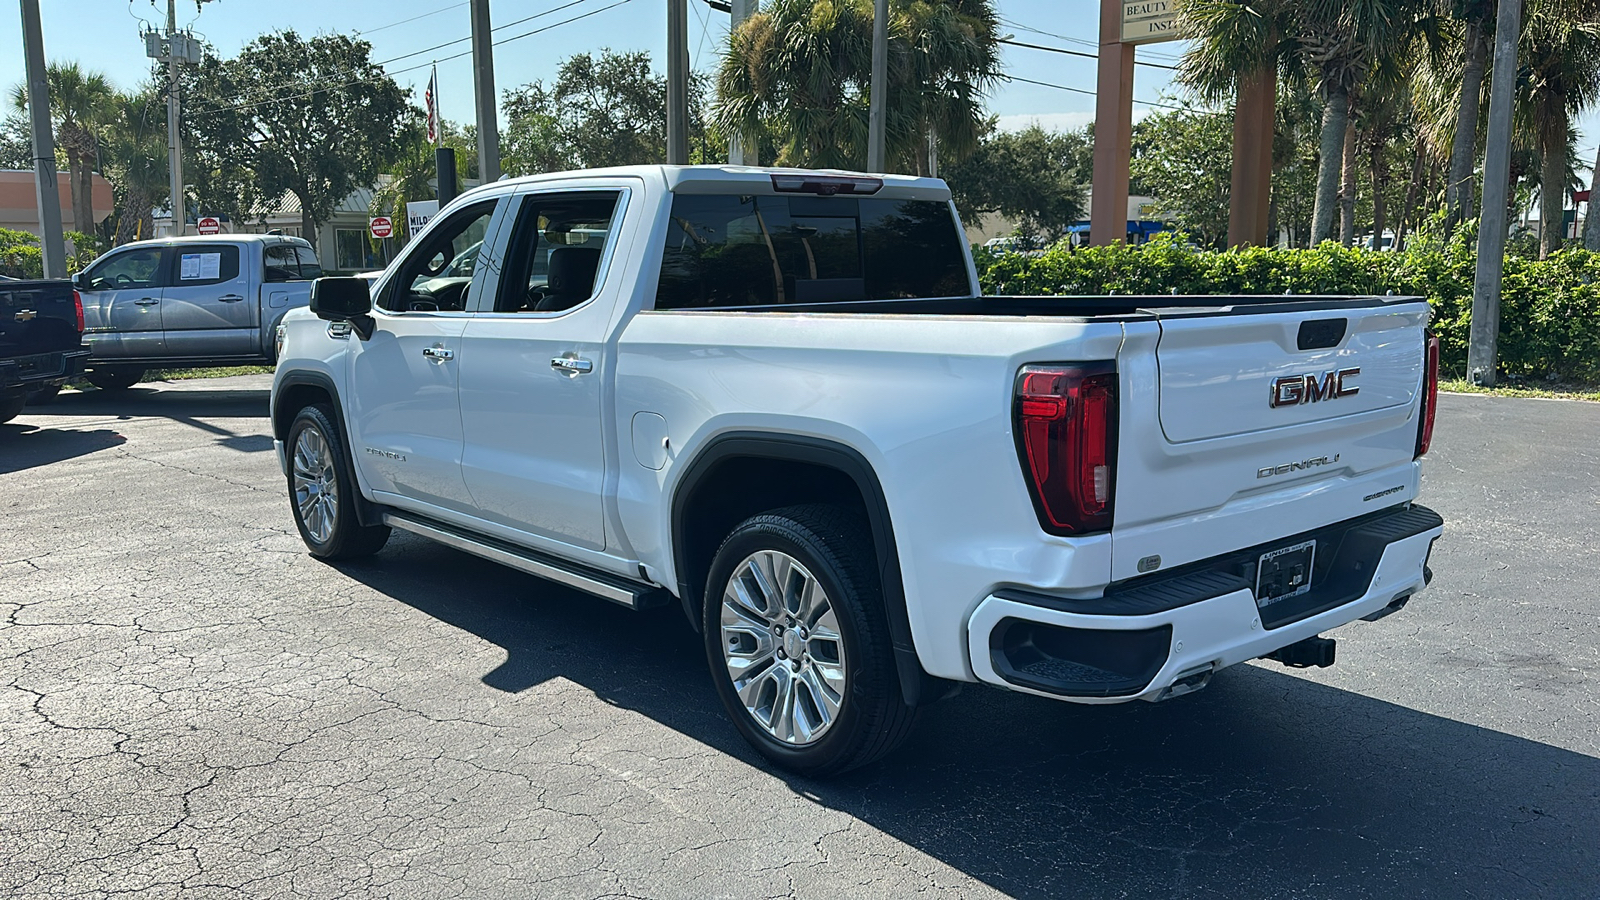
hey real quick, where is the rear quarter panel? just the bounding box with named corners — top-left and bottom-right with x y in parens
top-left (614, 311), bottom-right (1126, 681)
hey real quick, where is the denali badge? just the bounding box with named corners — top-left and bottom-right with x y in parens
top-left (1258, 453), bottom-right (1341, 479)
top-left (1270, 367), bottom-right (1360, 408)
top-left (365, 447), bottom-right (406, 461)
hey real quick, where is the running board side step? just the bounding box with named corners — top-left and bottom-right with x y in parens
top-left (382, 512), bottom-right (671, 611)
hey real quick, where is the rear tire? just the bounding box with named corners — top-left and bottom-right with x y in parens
top-left (702, 504), bottom-right (918, 776)
top-left (286, 404), bottom-right (390, 560)
top-left (85, 367), bottom-right (145, 391)
top-left (0, 392), bottom-right (25, 424)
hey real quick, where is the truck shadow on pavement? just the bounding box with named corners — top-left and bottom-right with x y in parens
top-left (338, 532), bottom-right (1600, 900)
top-left (36, 386), bottom-right (270, 421)
top-left (0, 423), bottom-right (126, 475)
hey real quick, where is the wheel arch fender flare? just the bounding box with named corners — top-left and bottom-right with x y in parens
top-left (669, 431), bottom-right (931, 705)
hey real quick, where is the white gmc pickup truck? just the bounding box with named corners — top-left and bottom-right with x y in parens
top-left (270, 166), bottom-right (1444, 775)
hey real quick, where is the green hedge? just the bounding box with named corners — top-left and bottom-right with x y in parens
top-left (974, 230), bottom-right (1600, 382)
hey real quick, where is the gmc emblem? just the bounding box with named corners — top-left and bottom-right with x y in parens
top-left (1271, 367), bottom-right (1360, 408)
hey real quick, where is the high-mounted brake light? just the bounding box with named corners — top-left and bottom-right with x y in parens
top-left (1416, 330), bottom-right (1439, 458)
top-left (1014, 362), bottom-right (1118, 535)
top-left (72, 289), bottom-right (84, 333)
top-left (769, 174), bottom-right (883, 196)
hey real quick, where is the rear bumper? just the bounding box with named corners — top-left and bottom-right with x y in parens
top-left (0, 348), bottom-right (89, 390)
top-left (966, 504), bottom-right (1443, 703)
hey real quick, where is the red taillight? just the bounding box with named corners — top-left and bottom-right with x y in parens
top-left (1416, 331), bottom-right (1439, 458)
top-left (72, 289), bottom-right (84, 333)
top-left (1014, 363), bottom-right (1118, 535)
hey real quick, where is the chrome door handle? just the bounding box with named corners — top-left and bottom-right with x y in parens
top-left (422, 345), bottom-right (455, 362)
top-left (550, 356), bottom-right (593, 374)
top-left (134, 297), bottom-right (159, 306)
top-left (217, 294), bottom-right (245, 302)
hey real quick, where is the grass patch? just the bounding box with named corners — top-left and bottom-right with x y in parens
top-left (1440, 378), bottom-right (1600, 402)
top-left (146, 366), bottom-right (274, 381)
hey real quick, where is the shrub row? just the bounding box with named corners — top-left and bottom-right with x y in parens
top-left (974, 230), bottom-right (1600, 382)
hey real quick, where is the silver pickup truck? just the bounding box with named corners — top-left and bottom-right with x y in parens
top-left (74, 234), bottom-right (321, 390)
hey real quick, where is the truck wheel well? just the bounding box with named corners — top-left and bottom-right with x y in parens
top-left (273, 383), bottom-right (333, 442)
top-left (675, 456), bottom-right (868, 626)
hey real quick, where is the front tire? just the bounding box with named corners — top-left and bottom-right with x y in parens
top-left (703, 504), bottom-right (918, 776)
top-left (286, 404), bottom-right (390, 560)
top-left (85, 367), bottom-right (145, 391)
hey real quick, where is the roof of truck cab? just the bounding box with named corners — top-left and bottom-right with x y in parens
top-left (111, 234), bottom-right (313, 250)
top-left (458, 165), bottom-right (952, 202)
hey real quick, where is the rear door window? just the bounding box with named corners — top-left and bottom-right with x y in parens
top-left (655, 194), bottom-right (969, 309)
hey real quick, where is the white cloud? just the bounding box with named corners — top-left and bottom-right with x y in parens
top-left (995, 107), bottom-right (1159, 134)
top-left (995, 112), bottom-right (1095, 133)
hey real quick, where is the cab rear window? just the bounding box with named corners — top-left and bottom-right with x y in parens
top-left (655, 194), bottom-right (969, 309)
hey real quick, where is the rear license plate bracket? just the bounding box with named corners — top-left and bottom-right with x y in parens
top-left (1256, 540), bottom-right (1316, 608)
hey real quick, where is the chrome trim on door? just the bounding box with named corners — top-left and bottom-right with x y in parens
top-left (422, 345), bottom-right (455, 361)
top-left (550, 355), bottom-right (593, 374)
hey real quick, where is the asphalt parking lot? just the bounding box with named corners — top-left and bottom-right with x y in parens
top-left (2, 376), bottom-right (1596, 899)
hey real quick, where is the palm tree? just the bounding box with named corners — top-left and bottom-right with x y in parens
top-left (370, 118), bottom-right (446, 245)
top-left (101, 87), bottom-right (170, 245)
top-left (1516, 0), bottom-right (1600, 257)
top-left (716, 0), bottom-right (1000, 172)
top-left (1444, 0), bottom-right (1495, 222)
top-left (11, 63), bottom-right (117, 239)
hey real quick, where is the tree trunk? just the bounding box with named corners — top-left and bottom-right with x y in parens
top-left (1370, 139), bottom-right (1387, 250)
top-left (74, 154), bottom-right (95, 240)
top-left (300, 201), bottom-right (318, 252)
top-left (1339, 120), bottom-right (1358, 247)
top-left (115, 188), bottom-right (146, 246)
top-left (1539, 98), bottom-right (1567, 259)
top-left (1310, 84), bottom-right (1350, 245)
top-left (1584, 139), bottom-right (1600, 250)
top-left (1447, 19), bottom-right (1488, 223)
top-left (1395, 142), bottom-right (1427, 251)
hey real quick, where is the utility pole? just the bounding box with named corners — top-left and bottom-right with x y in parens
top-left (147, 0), bottom-right (208, 237)
top-left (469, 0), bottom-right (501, 182)
top-left (1468, 0), bottom-right (1522, 387)
top-left (666, 0), bottom-right (690, 165)
top-left (166, 0), bottom-right (183, 235)
top-left (20, 0), bottom-right (67, 278)
top-left (728, 0), bottom-right (757, 165)
top-left (867, 0), bottom-right (888, 172)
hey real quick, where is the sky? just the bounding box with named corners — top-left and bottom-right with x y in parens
top-left (2, 0), bottom-right (1596, 172)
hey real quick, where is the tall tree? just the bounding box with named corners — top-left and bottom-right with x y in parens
top-left (1517, 0), bottom-right (1600, 257)
top-left (10, 62), bottom-right (116, 238)
top-left (0, 112), bottom-right (31, 170)
top-left (183, 31), bottom-right (406, 248)
top-left (1130, 106), bottom-right (1236, 249)
top-left (945, 124), bottom-right (1089, 236)
top-left (101, 87), bottom-right (169, 245)
top-left (1446, 0), bottom-right (1495, 222)
top-left (502, 50), bottom-right (712, 175)
top-left (716, 0), bottom-right (1001, 172)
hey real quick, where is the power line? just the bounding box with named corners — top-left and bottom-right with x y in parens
top-left (1001, 15), bottom-right (1185, 62)
top-left (374, 0), bottom-right (596, 68)
top-left (1003, 74), bottom-right (1193, 112)
top-left (186, 0), bottom-right (636, 119)
top-left (999, 37), bottom-right (1181, 72)
top-left (357, 2), bottom-right (469, 37)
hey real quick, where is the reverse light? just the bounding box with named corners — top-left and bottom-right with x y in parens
top-left (72, 289), bottom-right (84, 333)
top-left (1014, 362), bottom-right (1118, 535)
top-left (1416, 330), bottom-right (1439, 458)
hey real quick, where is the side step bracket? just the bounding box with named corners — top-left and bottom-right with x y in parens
top-left (382, 512), bottom-right (671, 611)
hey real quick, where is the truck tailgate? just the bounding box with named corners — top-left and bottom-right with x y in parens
top-left (1111, 300), bottom-right (1431, 583)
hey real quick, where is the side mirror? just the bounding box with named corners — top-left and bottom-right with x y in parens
top-left (71, 272), bottom-right (85, 290)
top-left (310, 276), bottom-right (374, 339)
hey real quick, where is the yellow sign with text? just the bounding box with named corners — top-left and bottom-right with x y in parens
top-left (1122, 1), bottom-right (1179, 44)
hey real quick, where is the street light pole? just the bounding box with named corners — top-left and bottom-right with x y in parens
top-left (866, 0), bottom-right (888, 172)
top-left (469, 0), bottom-right (501, 182)
top-left (666, 0), bottom-right (690, 165)
top-left (19, 0), bottom-right (67, 277)
top-left (1468, 0), bottom-right (1522, 387)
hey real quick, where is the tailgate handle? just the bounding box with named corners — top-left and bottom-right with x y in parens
top-left (1297, 318), bottom-right (1347, 350)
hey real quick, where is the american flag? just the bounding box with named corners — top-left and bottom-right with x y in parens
top-left (425, 66), bottom-right (439, 146)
